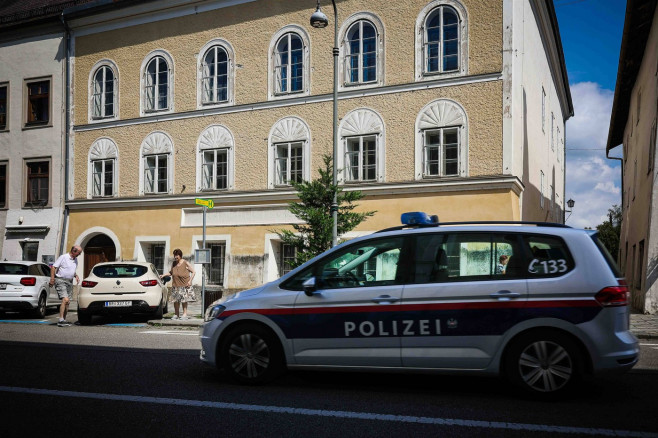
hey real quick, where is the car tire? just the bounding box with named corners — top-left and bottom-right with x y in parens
top-left (504, 329), bottom-right (583, 399)
top-left (32, 293), bottom-right (47, 319)
top-left (220, 323), bottom-right (285, 385)
top-left (77, 310), bottom-right (92, 326)
top-left (163, 301), bottom-right (169, 314)
top-left (154, 301), bottom-right (164, 319)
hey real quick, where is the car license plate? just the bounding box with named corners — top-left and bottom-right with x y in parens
top-left (105, 301), bottom-right (131, 307)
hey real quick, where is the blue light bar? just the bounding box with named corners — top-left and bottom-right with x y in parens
top-left (401, 212), bottom-right (439, 226)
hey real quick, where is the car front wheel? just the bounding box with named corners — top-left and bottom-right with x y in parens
top-left (504, 330), bottom-right (582, 398)
top-left (220, 323), bottom-right (285, 384)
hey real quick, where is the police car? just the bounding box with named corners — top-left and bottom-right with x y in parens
top-left (200, 212), bottom-right (639, 397)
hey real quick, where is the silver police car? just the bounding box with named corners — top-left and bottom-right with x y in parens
top-left (200, 213), bottom-right (638, 397)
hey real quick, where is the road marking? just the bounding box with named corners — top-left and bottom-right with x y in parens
top-left (639, 343), bottom-right (658, 346)
top-left (0, 320), bottom-right (50, 324)
top-left (104, 323), bottom-right (148, 327)
top-left (0, 386), bottom-right (656, 437)
top-left (140, 330), bottom-right (198, 336)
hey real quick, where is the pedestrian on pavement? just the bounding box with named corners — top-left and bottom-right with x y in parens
top-left (50, 245), bottom-right (83, 327)
top-left (160, 248), bottom-right (196, 320)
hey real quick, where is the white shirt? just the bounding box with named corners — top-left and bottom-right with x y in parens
top-left (53, 254), bottom-right (78, 279)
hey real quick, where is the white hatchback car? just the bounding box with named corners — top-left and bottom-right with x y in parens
top-left (77, 262), bottom-right (170, 325)
top-left (0, 261), bottom-right (59, 318)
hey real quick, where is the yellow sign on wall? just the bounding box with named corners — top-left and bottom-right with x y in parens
top-left (195, 198), bottom-right (214, 209)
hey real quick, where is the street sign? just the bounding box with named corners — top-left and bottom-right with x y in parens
top-left (195, 198), bottom-right (214, 209)
top-left (195, 248), bottom-right (211, 264)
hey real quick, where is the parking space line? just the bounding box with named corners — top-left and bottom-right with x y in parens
top-left (140, 330), bottom-right (198, 336)
top-left (0, 320), bottom-right (50, 324)
top-left (0, 385), bottom-right (656, 437)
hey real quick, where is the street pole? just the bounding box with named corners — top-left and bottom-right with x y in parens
top-left (201, 204), bottom-right (206, 314)
top-left (331, 0), bottom-right (338, 248)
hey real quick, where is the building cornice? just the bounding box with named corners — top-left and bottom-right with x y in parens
top-left (73, 72), bottom-right (502, 132)
top-left (65, 176), bottom-right (524, 210)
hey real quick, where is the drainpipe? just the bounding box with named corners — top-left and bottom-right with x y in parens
top-left (59, 12), bottom-right (71, 256)
top-left (607, 148), bottom-right (623, 263)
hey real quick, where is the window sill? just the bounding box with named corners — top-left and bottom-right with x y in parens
top-left (22, 122), bottom-right (52, 130)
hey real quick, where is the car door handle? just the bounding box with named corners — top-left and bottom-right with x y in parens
top-left (371, 295), bottom-right (399, 304)
top-left (490, 290), bottom-right (521, 301)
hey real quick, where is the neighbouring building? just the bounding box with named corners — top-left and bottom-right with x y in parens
top-left (0, 1), bottom-right (95, 263)
top-left (606, 0), bottom-right (658, 314)
top-left (60, 0), bottom-right (572, 293)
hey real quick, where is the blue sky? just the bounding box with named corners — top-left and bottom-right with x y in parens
top-left (554, 0), bottom-right (627, 228)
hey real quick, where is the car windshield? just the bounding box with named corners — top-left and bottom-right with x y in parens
top-left (93, 265), bottom-right (148, 278)
top-left (0, 264), bottom-right (29, 275)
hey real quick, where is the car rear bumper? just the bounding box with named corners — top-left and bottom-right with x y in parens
top-left (80, 300), bottom-right (160, 315)
top-left (0, 299), bottom-right (38, 311)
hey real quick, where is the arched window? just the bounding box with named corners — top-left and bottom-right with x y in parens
top-left (415, 99), bottom-right (468, 179)
top-left (274, 33), bottom-right (304, 94)
top-left (140, 132), bottom-right (173, 195)
top-left (202, 46), bottom-right (229, 104)
top-left (338, 108), bottom-right (385, 183)
top-left (197, 125), bottom-right (234, 191)
top-left (416, 1), bottom-right (468, 79)
top-left (88, 138), bottom-right (118, 198)
top-left (91, 65), bottom-right (116, 119)
top-left (345, 20), bottom-right (377, 85)
top-left (141, 51), bottom-right (173, 114)
top-left (268, 117), bottom-right (311, 188)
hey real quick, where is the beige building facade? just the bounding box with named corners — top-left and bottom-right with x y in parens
top-left (607, 0), bottom-right (658, 314)
top-left (63, 0), bottom-right (572, 293)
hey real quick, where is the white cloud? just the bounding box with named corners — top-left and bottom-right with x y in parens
top-left (565, 82), bottom-right (621, 229)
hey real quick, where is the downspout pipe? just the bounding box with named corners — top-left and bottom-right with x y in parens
top-left (607, 148), bottom-right (624, 262)
top-left (59, 12), bottom-right (71, 256)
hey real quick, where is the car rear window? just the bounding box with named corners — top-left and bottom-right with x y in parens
top-left (0, 264), bottom-right (29, 275)
top-left (590, 233), bottom-right (622, 277)
top-left (93, 265), bottom-right (148, 278)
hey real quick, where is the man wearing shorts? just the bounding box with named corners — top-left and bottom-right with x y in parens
top-left (50, 245), bottom-right (82, 327)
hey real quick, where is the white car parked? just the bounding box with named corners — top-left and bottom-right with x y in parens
top-left (77, 262), bottom-right (170, 325)
top-left (0, 261), bottom-right (59, 318)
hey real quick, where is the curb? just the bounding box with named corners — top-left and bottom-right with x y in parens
top-left (147, 319), bottom-right (203, 328)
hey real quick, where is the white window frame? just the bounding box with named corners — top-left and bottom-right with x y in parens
top-left (88, 60), bottom-right (119, 122)
top-left (344, 135), bottom-right (378, 182)
top-left (414, 99), bottom-right (468, 179)
top-left (274, 142), bottom-right (305, 186)
top-left (415, 0), bottom-right (468, 81)
top-left (87, 137), bottom-right (119, 198)
top-left (268, 26), bottom-right (310, 100)
top-left (338, 13), bottom-right (384, 91)
top-left (140, 50), bottom-right (174, 116)
top-left (192, 234), bottom-right (231, 288)
top-left (338, 108), bottom-right (385, 183)
top-left (268, 116), bottom-right (311, 188)
top-left (196, 39), bottom-right (235, 109)
top-left (139, 131), bottom-right (174, 195)
top-left (422, 127), bottom-right (460, 177)
top-left (196, 125), bottom-right (235, 192)
top-left (134, 236), bottom-right (170, 275)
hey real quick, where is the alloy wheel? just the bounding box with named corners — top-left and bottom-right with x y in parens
top-left (518, 340), bottom-right (573, 393)
top-left (228, 333), bottom-right (271, 379)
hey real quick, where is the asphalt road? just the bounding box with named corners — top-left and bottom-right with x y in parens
top-left (1, 315), bottom-right (657, 438)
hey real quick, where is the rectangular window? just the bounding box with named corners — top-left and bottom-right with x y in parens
top-left (274, 142), bottom-right (303, 186)
top-left (550, 185), bottom-right (554, 212)
top-left (206, 243), bottom-right (226, 285)
top-left (345, 135), bottom-right (377, 182)
top-left (0, 83), bottom-right (7, 130)
top-left (423, 127), bottom-right (459, 177)
top-left (25, 160), bottom-right (49, 206)
top-left (411, 233), bottom-right (525, 283)
top-left (649, 117), bottom-right (656, 174)
top-left (631, 244), bottom-right (636, 290)
top-left (636, 240), bottom-right (644, 290)
top-left (279, 243), bottom-right (296, 276)
top-left (92, 159), bottom-right (114, 197)
top-left (202, 149), bottom-right (228, 190)
top-left (541, 87), bottom-right (546, 133)
top-left (557, 127), bottom-right (562, 162)
top-left (0, 162), bottom-right (6, 208)
top-left (21, 241), bottom-right (39, 261)
top-left (25, 79), bottom-right (50, 125)
top-left (144, 154), bottom-right (168, 194)
top-left (540, 170), bottom-right (545, 209)
top-left (148, 243), bottom-right (166, 274)
top-left (551, 113), bottom-right (555, 150)
top-left (636, 91), bottom-right (641, 125)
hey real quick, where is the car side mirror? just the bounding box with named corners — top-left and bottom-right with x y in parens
top-left (303, 277), bottom-right (317, 296)
top-left (162, 275), bottom-right (171, 283)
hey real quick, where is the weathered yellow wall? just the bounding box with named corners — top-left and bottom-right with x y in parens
top-left (73, 0), bottom-right (502, 122)
top-left (73, 80), bottom-right (503, 198)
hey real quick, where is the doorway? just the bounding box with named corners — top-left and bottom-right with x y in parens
top-left (83, 234), bottom-right (116, 277)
